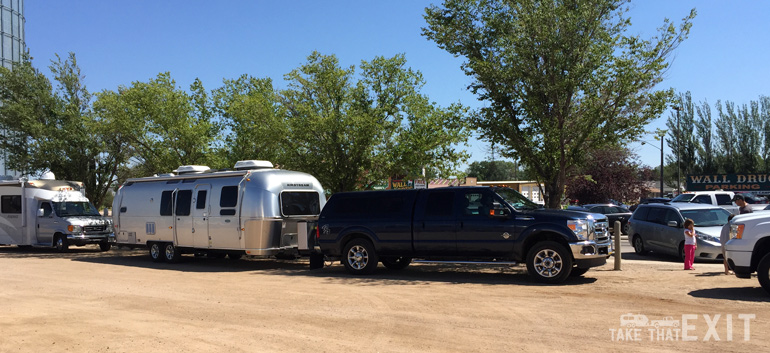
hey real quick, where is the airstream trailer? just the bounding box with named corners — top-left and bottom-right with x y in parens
top-left (112, 160), bottom-right (326, 262)
top-left (0, 175), bottom-right (115, 251)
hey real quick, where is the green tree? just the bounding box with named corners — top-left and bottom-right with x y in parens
top-left (279, 52), bottom-right (470, 193)
top-left (566, 146), bottom-right (648, 204)
top-left (213, 74), bottom-right (285, 166)
top-left (466, 160), bottom-right (520, 181)
top-left (693, 97), bottom-right (716, 174)
top-left (423, 0), bottom-right (694, 208)
top-left (0, 53), bottom-right (122, 207)
top-left (666, 92), bottom-right (698, 188)
top-left (93, 73), bottom-right (221, 177)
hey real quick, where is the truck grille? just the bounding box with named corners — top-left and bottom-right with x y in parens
top-left (594, 222), bottom-right (610, 243)
top-left (84, 225), bottom-right (107, 233)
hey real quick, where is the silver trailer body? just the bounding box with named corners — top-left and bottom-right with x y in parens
top-left (112, 166), bottom-right (325, 259)
top-left (0, 179), bottom-right (115, 250)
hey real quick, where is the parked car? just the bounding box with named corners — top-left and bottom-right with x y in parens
top-left (628, 203), bottom-right (731, 260)
top-left (581, 204), bottom-right (633, 235)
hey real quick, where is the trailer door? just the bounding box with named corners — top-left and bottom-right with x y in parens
top-left (192, 184), bottom-right (211, 248)
top-left (173, 189), bottom-right (194, 247)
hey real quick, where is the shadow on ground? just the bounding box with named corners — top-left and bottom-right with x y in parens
top-left (689, 285), bottom-right (769, 302)
top-left (0, 245), bottom-right (598, 287)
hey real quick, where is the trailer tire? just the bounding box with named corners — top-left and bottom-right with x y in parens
top-left (381, 256), bottom-right (412, 270)
top-left (342, 238), bottom-right (378, 275)
top-left (163, 243), bottom-right (182, 263)
top-left (149, 242), bottom-right (163, 262)
top-left (99, 242), bottom-right (112, 252)
top-left (526, 241), bottom-right (573, 284)
top-left (54, 234), bottom-right (69, 252)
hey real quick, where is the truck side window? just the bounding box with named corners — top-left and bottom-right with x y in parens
top-left (1, 195), bottom-right (22, 213)
top-left (175, 190), bottom-right (192, 216)
top-left (715, 194), bottom-right (732, 205)
top-left (424, 191), bottom-right (454, 219)
top-left (160, 191), bottom-right (173, 216)
top-left (461, 191), bottom-right (492, 217)
top-left (693, 195), bottom-right (711, 204)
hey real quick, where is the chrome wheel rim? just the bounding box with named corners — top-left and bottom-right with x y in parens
top-left (634, 238), bottom-right (643, 252)
top-left (533, 249), bottom-right (563, 278)
top-left (347, 245), bottom-right (369, 270)
top-left (165, 245), bottom-right (175, 260)
top-left (150, 244), bottom-right (160, 259)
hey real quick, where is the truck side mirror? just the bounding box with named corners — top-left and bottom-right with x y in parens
top-left (490, 203), bottom-right (510, 219)
top-left (37, 209), bottom-right (45, 217)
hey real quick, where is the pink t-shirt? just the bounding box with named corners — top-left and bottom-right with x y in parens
top-left (684, 228), bottom-right (696, 245)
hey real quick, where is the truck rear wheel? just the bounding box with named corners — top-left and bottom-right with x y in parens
top-left (381, 256), bottom-right (412, 270)
top-left (149, 242), bottom-right (163, 262)
top-left (54, 235), bottom-right (69, 252)
top-left (164, 243), bottom-right (182, 263)
top-left (526, 241), bottom-right (573, 284)
top-left (342, 238), bottom-right (378, 275)
top-left (758, 253), bottom-right (770, 295)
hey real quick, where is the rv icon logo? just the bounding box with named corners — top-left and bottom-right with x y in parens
top-left (620, 314), bottom-right (680, 329)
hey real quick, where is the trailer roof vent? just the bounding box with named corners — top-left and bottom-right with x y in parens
top-left (234, 160), bottom-right (274, 170)
top-left (174, 165), bottom-right (211, 174)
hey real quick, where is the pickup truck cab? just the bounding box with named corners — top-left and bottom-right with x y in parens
top-left (671, 191), bottom-right (740, 214)
top-left (725, 212), bottom-right (770, 295)
top-left (317, 187), bottom-right (612, 283)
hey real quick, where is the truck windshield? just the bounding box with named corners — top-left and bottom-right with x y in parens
top-left (53, 202), bottom-right (101, 217)
top-left (492, 187), bottom-right (540, 210)
top-left (671, 194), bottom-right (694, 202)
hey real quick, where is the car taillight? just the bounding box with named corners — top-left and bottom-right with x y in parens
top-left (316, 226), bottom-right (320, 240)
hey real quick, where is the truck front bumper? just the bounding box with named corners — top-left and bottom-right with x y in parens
top-left (570, 240), bottom-right (612, 268)
top-left (66, 233), bottom-right (116, 246)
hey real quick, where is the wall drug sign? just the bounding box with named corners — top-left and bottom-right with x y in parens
top-left (687, 174), bottom-right (770, 191)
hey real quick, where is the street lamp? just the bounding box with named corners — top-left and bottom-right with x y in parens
top-left (641, 135), bottom-right (665, 197)
top-left (672, 106), bottom-right (682, 195)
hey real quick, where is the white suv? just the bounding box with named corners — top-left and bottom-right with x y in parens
top-left (725, 213), bottom-right (770, 295)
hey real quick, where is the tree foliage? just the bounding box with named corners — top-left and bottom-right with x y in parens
top-left (423, 0), bottom-right (694, 208)
top-left (566, 146), bottom-right (649, 204)
top-left (0, 53), bottom-right (121, 207)
top-left (465, 160), bottom-right (524, 181)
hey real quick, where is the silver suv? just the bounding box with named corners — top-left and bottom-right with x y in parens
top-left (628, 203), bottom-right (731, 260)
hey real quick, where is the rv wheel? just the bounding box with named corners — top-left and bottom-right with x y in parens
top-left (164, 243), bottom-right (182, 263)
top-left (149, 242), bottom-right (163, 262)
top-left (54, 235), bottom-right (69, 252)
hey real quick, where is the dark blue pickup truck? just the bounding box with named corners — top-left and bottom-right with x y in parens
top-left (317, 186), bottom-right (612, 283)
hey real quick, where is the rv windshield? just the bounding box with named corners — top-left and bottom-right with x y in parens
top-left (53, 202), bottom-right (101, 217)
top-left (492, 187), bottom-right (540, 210)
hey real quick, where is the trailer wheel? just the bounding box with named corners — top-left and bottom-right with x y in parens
top-left (149, 242), bottom-right (163, 262)
top-left (381, 256), bottom-right (412, 270)
top-left (526, 241), bottom-right (573, 284)
top-left (164, 243), bottom-right (182, 263)
top-left (99, 242), bottom-right (112, 252)
top-left (342, 238), bottom-right (378, 275)
top-left (54, 235), bottom-right (69, 252)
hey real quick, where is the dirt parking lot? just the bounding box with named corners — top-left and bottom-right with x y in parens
top-left (0, 245), bottom-right (768, 353)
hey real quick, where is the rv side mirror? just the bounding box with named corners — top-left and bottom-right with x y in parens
top-left (37, 209), bottom-right (45, 217)
top-left (667, 220), bottom-right (679, 227)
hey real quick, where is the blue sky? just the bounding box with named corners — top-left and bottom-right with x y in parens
top-left (24, 0), bottom-right (770, 172)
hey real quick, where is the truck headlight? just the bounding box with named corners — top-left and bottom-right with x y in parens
top-left (730, 224), bottom-right (744, 239)
top-left (568, 219), bottom-right (592, 241)
top-left (67, 225), bottom-right (82, 233)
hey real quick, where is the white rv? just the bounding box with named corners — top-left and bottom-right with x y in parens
top-left (0, 175), bottom-right (115, 251)
top-left (112, 160), bottom-right (326, 262)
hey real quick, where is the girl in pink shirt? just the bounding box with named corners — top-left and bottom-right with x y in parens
top-left (683, 218), bottom-right (696, 270)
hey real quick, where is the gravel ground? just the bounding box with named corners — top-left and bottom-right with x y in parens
top-left (0, 245), bottom-right (768, 353)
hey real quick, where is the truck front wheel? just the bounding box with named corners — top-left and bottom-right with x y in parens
top-left (381, 256), bottom-right (412, 270)
top-left (54, 235), bottom-right (69, 252)
top-left (757, 253), bottom-right (770, 295)
top-left (342, 239), bottom-right (378, 275)
top-left (526, 241), bottom-right (573, 284)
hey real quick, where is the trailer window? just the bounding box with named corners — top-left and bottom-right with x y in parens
top-left (175, 190), bottom-right (192, 216)
top-left (1, 195), bottom-right (22, 214)
top-left (160, 191), bottom-right (173, 216)
top-left (196, 190), bottom-right (207, 209)
top-left (281, 192), bottom-right (320, 216)
top-left (220, 186), bottom-right (238, 207)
